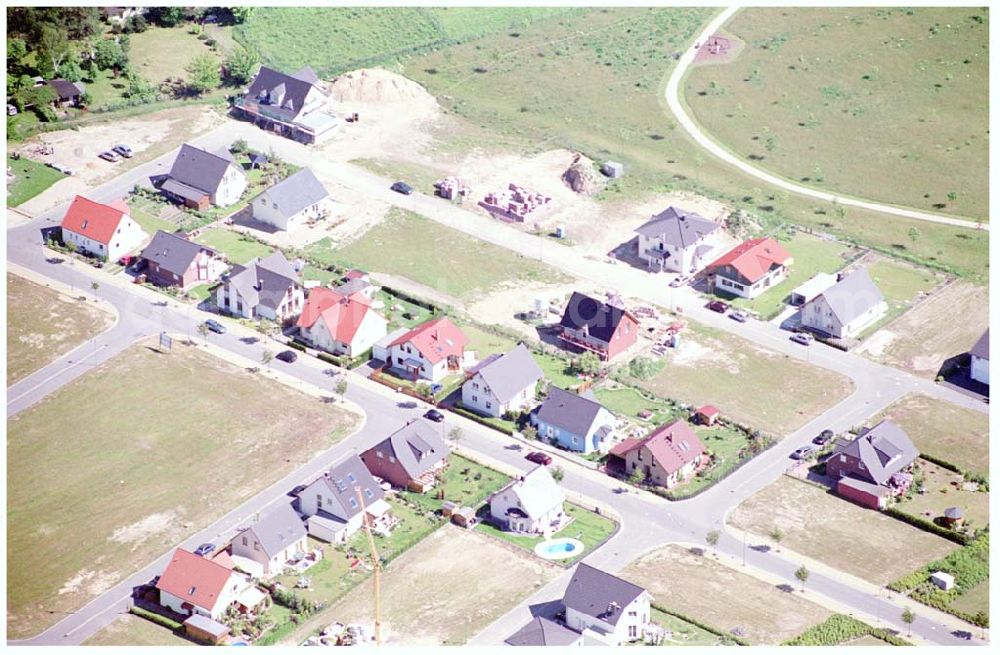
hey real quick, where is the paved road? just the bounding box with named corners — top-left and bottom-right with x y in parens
top-left (663, 6), bottom-right (987, 231)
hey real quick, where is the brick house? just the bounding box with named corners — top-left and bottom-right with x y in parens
top-left (558, 291), bottom-right (639, 362)
top-left (827, 421), bottom-right (919, 509)
top-left (139, 230), bottom-right (227, 290)
top-left (361, 419), bottom-right (449, 492)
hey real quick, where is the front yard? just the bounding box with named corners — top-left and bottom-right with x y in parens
top-left (399, 453), bottom-right (510, 515)
top-left (475, 502), bottom-right (617, 565)
top-left (6, 155), bottom-right (66, 206)
top-left (894, 460), bottom-right (989, 531)
top-left (6, 340), bottom-right (359, 639)
top-left (194, 227), bottom-right (273, 265)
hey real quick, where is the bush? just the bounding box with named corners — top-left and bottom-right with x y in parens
top-left (783, 614), bottom-right (910, 646)
top-left (883, 507), bottom-right (968, 545)
top-left (918, 453), bottom-right (963, 475)
top-left (651, 604), bottom-right (749, 645)
top-left (450, 406), bottom-right (515, 435)
top-left (129, 606), bottom-right (182, 631)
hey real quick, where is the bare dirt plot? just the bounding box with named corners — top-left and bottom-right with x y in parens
top-left (875, 394), bottom-right (988, 477)
top-left (6, 273), bottom-right (114, 384)
top-left (316, 525), bottom-right (562, 645)
top-left (621, 544), bottom-right (832, 645)
top-left (859, 281), bottom-right (988, 378)
top-left (728, 477), bottom-right (959, 586)
top-left (83, 614), bottom-right (192, 646)
top-left (6, 340), bottom-right (360, 639)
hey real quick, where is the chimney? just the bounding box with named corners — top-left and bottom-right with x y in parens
top-left (607, 601), bottom-right (621, 614)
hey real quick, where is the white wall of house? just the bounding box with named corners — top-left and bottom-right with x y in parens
top-left (637, 234), bottom-right (703, 273)
top-left (714, 267), bottom-right (787, 300)
top-left (253, 194), bottom-right (324, 232)
top-left (231, 531), bottom-right (307, 576)
top-left (159, 573), bottom-right (246, 620)
top-left (305, 310), bottom-right (387, 357)
top-left (972, 354), bottom-right (989, 385)
top-left (63, 216), bottom-right (146, 262)
top-left (387, 341), bottom-right (450, 382)
top-left (565, 594), bottom-right (650, 646)
top-left (216, 284), bottom-right (253, 319)
top-left (488, 489), bottom-right (563, 534)
top-left (186, 250), bottom-right (228, 288)
top-left (800, 295), bottom-right (887, 339)
top-left (462, 374), bottom-right (536, 418)
top-left (212, 165), bottom-right (248, 207)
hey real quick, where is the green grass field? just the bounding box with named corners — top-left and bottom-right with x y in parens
top-left (6, 156), bottom-right (66, 206)
top-left (399, 453), bottom-right (510, 515)
top-left (127, 197), bottom-right (178, 235)
top-left (195, 228), bottom-right (272, 265)
top-left (684, 7), bottom-right (988, 220)
top-left (476, 503), bottom-right (616, 565)
top-left (651, 607), bottom-right (726, 646)
top-left (304, 209), bottom-right (569, 299)
top-left (129, 24), bottom-right (231, 85)
top-left (83, 614), bottom-right (192, 646)
top-left (593, 385), bottom-right (684, 425)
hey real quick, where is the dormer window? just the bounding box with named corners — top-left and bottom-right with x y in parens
top-left (81, 220), bottom-right (89, 229)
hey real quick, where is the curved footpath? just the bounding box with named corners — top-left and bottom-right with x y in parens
top-left (665, 6), bottom-right (987, 231)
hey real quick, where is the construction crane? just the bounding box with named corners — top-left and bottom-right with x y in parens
top-left (355, 486), bottom-right (382, 646)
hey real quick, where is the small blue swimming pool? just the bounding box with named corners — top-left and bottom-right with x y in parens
top-left (535, 537), bottom-right (584, 560)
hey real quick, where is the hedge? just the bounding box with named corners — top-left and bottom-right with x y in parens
top-left (651, 604), bottom-right (749, 646)
top-left (783, 614), bottom-right (911, 646)
top-left (651, 436), bottom-right (777, 501)
top-left (450, 405), bottom-right (515, 435)
top-left (129, 605), bottom-right (183, 631)
top-left (882, 507), bottom-right (968, 545)
top-left (917, 453), bottom-right (964, 475)
top-left (381, 285), bottom-right (440, 313)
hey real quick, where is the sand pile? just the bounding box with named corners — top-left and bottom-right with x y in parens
top-left (328, 68), bottom-right (439, 109)
top-left (561, 153), bottom-right (604, 196)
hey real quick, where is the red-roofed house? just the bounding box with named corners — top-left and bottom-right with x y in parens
top-left (156, 548), bottom-right (249, 620)
top-left (297, 287), bottom-right (387, 357)
top-left (706, 237), bottom-right (793, 299)
top-left (609, 420), bottom-right (706, 488)
top-left (385, 316), bottom-right (469, 383)
top-left (59, 195), bottom-right (147, 262)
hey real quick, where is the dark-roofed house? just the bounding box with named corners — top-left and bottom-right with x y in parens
top-left (488, 465), bottom-right (566, 534)
top-left (234, 66), bottom-right (339, 143)
top-left (230, 502), bottom-right (307, 577)
top-left (461, 344), bottom-right (544, 418)
top-left (215, 251), bottom-right (304, 323)
top-left (608, 420), bottom-right (706, 489)
top-left (562, 563), bottom-right (651, 645)
top-left (251, 168), bottom-right (330, 231)
top-left (559, 291), bottom-right (640, 362)
top-left (47, 79), bottom-right (86, 107)
top-left (505, 616), bottom-right (583, 647)
top-left (634, 206), bottom-right (720, 273)
top-left (970, 329), bottom-right (989, 386)
top-left (361, 419), bottom-right (450, 492)
top-left (297, 454), bottom-right (396, 543)
top-left (533, 386), bottom-right (617, 455)
top-left (706, 237), bottom-right (793, 299)
top-left (799, 269), bottom-right (887, 339)
top-left (827, 420), bottom-right (919, 509)
top-left (139, 230), bottom-right (227, 289)
top-left (161, 143), bottom-right (247, 210)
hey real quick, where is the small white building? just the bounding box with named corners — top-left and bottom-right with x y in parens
top-left (969, 330), bottom-right (989, 386)
top-left (252, 168), bottom-right (330, 231)
top-left (462, 344), bottom-right (543, 418)
top-left (930, 571), bottom-right (955, 591)
top-left (59, 195), bottom-right (147, 262)
top-left (799, 269), bottom-right (886, 339)
top-left (562, 563), bottom-right (652, 645)
top-left (489, 466), bottom-right (566, 534)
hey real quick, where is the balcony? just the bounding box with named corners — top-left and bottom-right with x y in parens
top-left (558, 330), bottom-right (609, 360)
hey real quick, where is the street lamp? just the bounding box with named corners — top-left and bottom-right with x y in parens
top-left (742, 529), bottom-right (747, 567)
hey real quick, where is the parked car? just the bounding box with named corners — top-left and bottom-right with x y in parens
top-left (730, 309), bottom-right (749, 322)
top-left (287, 484), bottom-right (307, 497)
top-left (193, 543), bottom-right (216, 557)
top-left (276, 350), bottom-right (298, 363)
top-left (390, 181), bottom-right (413, 195)
top-left (112, 143), bottom-right (134, 158)
top-left (204, 319), bottom-right (226, 334)
top-left (7, 104), bottom-right (18, 116)
top-left (813, 429), bottom-right (835, 446)
top-left (423, 409), bottom-right (445, 423)
top-left (790, 446), bottom-right (815, 460)
top-left (98, 150), bottom-right (121, 162)
top-left (669, 275), bottom-right (690, 289)
top-left (790, 332), bottom-right (814, 346)
top-left (526, 451), bottom-right (553, 466)
top-left (706, 300), bottom-right (729, 313)
top-left (49, 163), bottom-right (73, 175)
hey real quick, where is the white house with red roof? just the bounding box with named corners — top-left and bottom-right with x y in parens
top-left (384, 316), bottom-right (469, 383)
top-left (706, 237), bottom-right (793, 299)
top-left (156, 548), bottom-right (250, 620)
top-left (297, 286), bottom-right (387, 357)
top-left (608, 420), bottom-right (706, 489)
top-left (59, 195), bottom-right (147, 262)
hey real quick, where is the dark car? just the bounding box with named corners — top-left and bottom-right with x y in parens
top-left (113, 144), bottom-right (134, 158)
top-left (391, 181), bottom-right (414, 195)
top-left (204, 319), bottom-right (226, 334)
top-left (193, 543), bottom-right (215, 557)
top-left (813, 429), bottom-right (835, 446)
top-left (526, 451), bottom-right (553, 466)
top-left (424, 409), bottom-right (445, 423)
top-left (276, 350), bottom-right (298, 363)
top-left (707, 300), bottom-right (729, 313)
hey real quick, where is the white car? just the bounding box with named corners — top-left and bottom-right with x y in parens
top-left (670, 275), bottom-right (690, 288)
top-left (790, 333), bottom-right (814, 346)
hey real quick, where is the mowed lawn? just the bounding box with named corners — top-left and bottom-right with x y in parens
top-left (728, 477), bottom-right (958, 586)
top-left (305, 209), bottom-right (569, 300)
top-left (129, 24), bottom-right (231, 85)
top-left (316, 526), bottom-right (562, 645)
top-left (876, 394), bottom-right (988, 476)
top-left (476, 502), bottom-right (617, 565)
top-left (83, 614), bottom-right (192, 646)
top-left (195, 227), bottom-right (273, 265)
top-left (621, 544), bottom-right (832, 645)
top-left (6, 273), bottom-right (114, 384)
top-left (630, 322), bottom-right (852, 436)
top-left (895, 461), bottom-right (989, 529)
top-left (6, 341), bottom-right (359, 639)
top-left (6, 155), bottom-right (66, 206)
top-left (685, 7), bottom-right (989, 219)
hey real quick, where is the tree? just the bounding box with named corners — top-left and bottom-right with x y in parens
top-left (769, 527), bottom-right (783, 552)
top-left (57, 52), bottom-right (86, 83)
top-left (764, 136), bottom-right (776, 152)
top-left (91, 281), bottom-right (100, 293)
top-left (901, 608), bottom-right (915, 636)
top-left (223, 46), bottom-right (260, 85)
top-left (795, 565), bottom-right (809, 591)
top-left (150, 7), bottom-right (187, 27)
top-left (7, 38), bottom-right (28, 67)
top-left (573, 351), bottom-right (601, 376)
top-left (832, 201), bottom-right (846, 221)
top-left (93, 39), bottom-right (129, 74)
top-left (230, 7), bottom-right (257, 23)
top-left (628, 467), bottom-right (645, 486)
top-left (7, 73), bottom-right (33, 98)
top-left (551, 466), bottom-right (565, 482)
top-left (230, 138), bottom-right (249, 155)
top-left (705, 529), bottom-right (720, 554)
top-left (125, 71), bottom-right (158, 102)
top-left (521, 424), bottom-right (538, 441)
top-left (186, 53), bottom-right (221, 94)
top-left (197, 323), bottom-right (210, 344)
top-left (38, 24), bottom-right (71, 77)
top-left (335, 378), bottom-right (348, 399)
top-left (123, 14), bottom-right (148, 33)
top-left (947, 191), bottom-right (958, 203)
top-left (628, 357), bottom-right (658, 380)
top-left (261, 348), bottom-right (273, 368)
top-left (907, 227), bottom-right (921, 246)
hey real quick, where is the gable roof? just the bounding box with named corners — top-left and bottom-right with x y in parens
top-left (708, 237), bottom-right (792, 284)
top-left (60, 195), bottom-right (129, 245)
top-left (970, 329), bottom-right (989, 361)
top-left (494, 465), bottom-right (565, 520)
top-left (140, 230), bottom-right (215, 275)
top-left (291, 65), bottom-right (320, 84)
top-left (296, 286), bottom-right (378, 345)
top-left (260, 168), bottom-right (329, 219)
top-left (469, 344), bottom-right (544, 403)
top-left (812, 268), bottom-right (885, 326)
top-left (225, 251), bottom-right (299, 311)
top-left (309, 454), bottom-right (384, 521)
top-left (536, 386), bottom-right (611, 438)
top-left (156, 549), bottom-right (235, 612)
top-left (243, 502), bottom-right (306, 560)
top-left (389, 316), bottom-right (467, 364)
top-left (834, 420), bottom-right (918, 486)
top-left (634, 206), bottom-right (719, 248)
top-left (562, 563), bottom-right (648, 626)
top-left (505, 617), bottom-right (582, 646)
top-left (559, 291), bottom-right (637, 344)
top-left (373, 420), bottom-right (450, 479)
top-left (167, 144), bottom-right (237, 196)
top-left (246, 66), bottom-right (323, 122)
top-left (618, 420), bottom-right (704, 475)
top-left (48, 79), bottom-right (85, 100)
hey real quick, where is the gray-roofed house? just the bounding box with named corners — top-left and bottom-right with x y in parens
top-left (562, 563), bottom-right (652, 645)
top-left (215, 251), bottom-right (304, 323)
top-left (533, 386), bottom-right (617, 455)
top-left (799, 268), bottom-right (887, 339)
top-left (361, 419), bottom-right (450, 492)
top-left (234, 66), bottom-right (339, 143)
top-left (461, 344), bottom-right (544, 418)
top-left (827, 420), bottom-right (918, 508)
top-left (297, 454), bottom-right (396, 543)
top-left (230, 502), bottom-right (307, 576)
top-left (139, 230), bottom-right (227, 289)
top-left (505, 617), bottom-right (584, 647)
top-left (47, 79), bottom-right (86, 107)
top-left (488, 465), bottom-right (566, 534)
top-left (251, 168), bottom-right (330, 231)
top-left (634, 206), bottom-right (720, 273)
top-left (161, 143), bottom-right (247, 210)
top-left (970, 329), bottom-right (989, 386)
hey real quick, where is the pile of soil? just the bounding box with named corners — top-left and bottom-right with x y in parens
top-left (328, 68), bottom-right (439, 109)
top-left (561, 153), bottom-right (604, 196)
